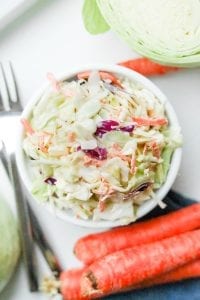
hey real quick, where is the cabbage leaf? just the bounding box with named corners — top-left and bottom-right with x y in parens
top-left (82, 0), bottom-right (110, 34)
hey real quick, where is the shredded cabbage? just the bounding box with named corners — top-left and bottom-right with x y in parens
top-left (22, 71), bottom-right (182, 222)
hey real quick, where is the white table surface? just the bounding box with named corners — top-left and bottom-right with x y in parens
top-left (0, 0), bottom-right (200, 299)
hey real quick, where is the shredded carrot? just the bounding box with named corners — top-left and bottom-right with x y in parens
top-left (83, 156), bottom-right (104, 167)
top-left (38, 137), bottom-right (48, 153)
top-left (21, 118), bottom-right (35, 135)
top-left (109, 146), bottom-right (131, 163)
top-left (95, 178), bottom-right (114, 212)
top-left (143, 141), bottom-right (161, 159)
top-left (97, 177), bottom-right (110, 195)
top-left (47, 72), bottom-right (75, 98)
top-left (150, 141), bottom-right (161, 159)
top-left (77, 71), bottom-right (122, 87)
top-left (98, 200), bottom-right (106, 212)
top-left (67, 132), bottom-right (77, 143)
top-left (130, 153), bottom-right (136, 174)
top-left (93, 178), bottom-right (113, 196)
top-left (133, 116), bottom-right (168, 126)
top-left (98, 189), bottom-right (114, 212)
top-left (47, 72), bottom-right (61, 92)
top-left (37, 132), bottom-right (52, 153)
top-left (143, 143), bottom-right (148, 155)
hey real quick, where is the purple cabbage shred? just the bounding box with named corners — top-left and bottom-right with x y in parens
top-left (95, 120), bottom-right (135, 137)
top-left (82, 147), bottom-right (107, 160)
top-left (95, 120), bottom-right (119, 137)
top-left (119, 124), bottom-right (135, 132)
top-left (44, 177), bottom-right (57, 185)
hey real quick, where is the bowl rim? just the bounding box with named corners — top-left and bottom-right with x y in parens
top-left (16, 63), bottom-right (182, 228)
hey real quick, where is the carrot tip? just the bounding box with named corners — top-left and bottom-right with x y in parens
top-left (81, 272), bottom-right (102, 297)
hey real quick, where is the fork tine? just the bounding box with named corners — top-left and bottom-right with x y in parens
top-left (0, 140), bottom-right (11, 176)
top-left (0, 90), bottom-right (3, 110)
top-left (5, 61), bottom-right (22, 111)
top-left (8, 61), bottom-right (21, 105)
top-left (0, 62), bottom-right (22, 111)
top-left (0, 62), bottom-right (10, 111)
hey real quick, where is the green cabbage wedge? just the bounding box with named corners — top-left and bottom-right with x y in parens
top-left (84, 0), bottom-right (200, 67)
top-left (0, 198), bottom-right (20, 293)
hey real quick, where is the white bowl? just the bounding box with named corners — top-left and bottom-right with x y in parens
top-left (16, 64), bottom-right (182, 228)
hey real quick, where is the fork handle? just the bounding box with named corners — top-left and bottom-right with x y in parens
top-left (1, 144), bottom-right (62, 277)
top-left (11, 154), bottom-right (38, 291)
top-left (28, 205), bottom-right (63, 276)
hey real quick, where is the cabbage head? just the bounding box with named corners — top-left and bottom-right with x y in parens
top-left (82, 0), bottom-right (200, 67)
top-left (0, 198), bottom-right (20, 293)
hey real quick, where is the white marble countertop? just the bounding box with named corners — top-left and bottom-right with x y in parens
top-left (0, 0), bottom-right (200, 299)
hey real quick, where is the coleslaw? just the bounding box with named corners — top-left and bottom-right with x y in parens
top-left (22, 70), bottom-right (182, 223)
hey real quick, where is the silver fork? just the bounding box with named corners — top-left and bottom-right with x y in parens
top-left (0, 62), bottom-right (62, 291)
top-left (0, 61), bottom-right (38, 291)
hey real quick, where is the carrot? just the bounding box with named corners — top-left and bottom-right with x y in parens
top-left (60, 268), bottom-right (89, 300)
top-left (118, 57), bottom-right (179, 76)
top-left (21, 118), bottom-right (35, 135)
top-left (60, 259), bottom-right (200, 299)
top-left (136, 259), bottom-right (200, 290)
top-left (74, 203), bottom-right (200, 265)
top-left (117, 260), bottom-right (200, 294)
top-left (133, 116), bottom-right (168, 126)
top-left (81, 229), bottom-right (200, 296)
top-left (107, 260), bottom-right (200, 293)
top-left (77, 71), bottom-right (122, 87)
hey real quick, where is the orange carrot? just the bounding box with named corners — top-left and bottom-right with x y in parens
top-left (118, 58), bottom-right (179, 76)
top-left (60, 259), bottom-right (200, 300)
top-left (21, 118), bottom-right (35, 135)
top-left (117, 260), bottom-right (200, 294)
top-left (136, 259), bottom-right (200, 289)
top-left (133, 116), bottom-right (168, 126)
top-left (77, 71), bottom-right (122, 87)
top-left (81, 229), bottom-right (200, 296)
top-left (60, 268), bottom-right (89, 300)
top-left (74, 203), bottom-right (200, 265)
